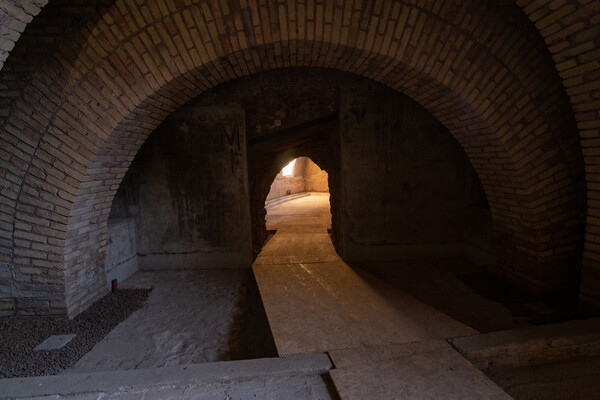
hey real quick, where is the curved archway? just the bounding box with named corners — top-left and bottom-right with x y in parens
top-left (0, 0), bottom-right (48, 71)
top-left (0, 0), bottom-right (585, 316)
top-left (264, 157), bottom-right (331, 231)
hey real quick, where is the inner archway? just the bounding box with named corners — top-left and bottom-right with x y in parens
top-left (264, 157), bottom-right (332, 232)
top-left (0, 0), bottom-right (587, 317)
top-left (0, 0), bottom-right (598, 397)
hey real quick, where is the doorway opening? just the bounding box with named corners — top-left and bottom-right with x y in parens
top-left (264, 157), bottom-right (331, 232)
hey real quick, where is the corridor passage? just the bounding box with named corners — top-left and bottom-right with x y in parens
top-left (254, 193), bottom-right (511, 399)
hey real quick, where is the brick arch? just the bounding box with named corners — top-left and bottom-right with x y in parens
top-left (1, 0), bottom-right (585, 316)
top-left (514, 0), bottom-right (599, 310)
top-left (0, 0), bottom-right (48, 70)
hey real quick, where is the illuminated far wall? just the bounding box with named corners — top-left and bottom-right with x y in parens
top-left (266, 157), bottom-right (329, 202)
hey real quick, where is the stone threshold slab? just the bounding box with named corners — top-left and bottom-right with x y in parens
top-left (33, 334), bottom-right (76, 351)
top-left (328, 340), bottom-right (511, 400)
top-left (449, 318), bottom-right (600, 369)
top-left (328, 339), bottom-right (452, 368)
top-left (0, 353), bottom-right (332, 399)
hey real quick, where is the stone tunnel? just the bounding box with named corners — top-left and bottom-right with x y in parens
top-left (0, 1), bottom-right (599, 399)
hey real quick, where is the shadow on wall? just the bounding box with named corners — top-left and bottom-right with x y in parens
top-left (266, 157), bottom-right (329, 202)
top-left (108, 106), bottom-right (253, 272)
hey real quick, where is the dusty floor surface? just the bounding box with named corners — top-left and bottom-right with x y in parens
top-left (266, 194), bottom-right (536, 334)
top-left (266, 192), bottom-right (331, 231)
top-left (0, 289), bottom-right (150, 378)
top-left (67, 269), bottom-right (276, 373)
top-left (258, 193), bottom-right (512, 399)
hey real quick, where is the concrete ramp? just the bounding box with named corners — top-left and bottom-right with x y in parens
top-left (254, 195), bottom-right (511, 399)
top-left (254, 258), bottom-right (476, 355)
top-left (255, 196), bottom-right (476, 354)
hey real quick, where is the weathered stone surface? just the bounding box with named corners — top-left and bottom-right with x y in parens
top-left (329, 341), bottom-right (511, 400)
top-left (0, 353), bottom-right (334, 399)
top-left (104, 218), bottom-right (137, 291)
top-left (339, 81), bottom-right (493, 266)
top-left (256, 195), bottom-right (507, 399)
top-left (66, 269), bottom-right (276, 373)
top-left (449, 318), bottom-right (600, 369)
top-left (255, 195), bottom-right (475, 356)
top-left (111, 106), bottom-right (252, 270)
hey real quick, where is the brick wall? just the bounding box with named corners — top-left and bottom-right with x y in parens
top-left (0, 0), bottom-right (48, 71)
top-left (0, 0), bottom-right (114, 316)
top-left (303, 158), bottom-right (329, 193)
top-left (0, 0), bottom-right (591, 316)
top-left (516, 0), bottom-right (600, 311)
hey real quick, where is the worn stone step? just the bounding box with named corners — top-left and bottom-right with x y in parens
top-left (0, 353), bottom-right (334, 400)
top-left (449, 318), bottom-right (600, 369)
top-left (328, 340), bottom-right (511, 400)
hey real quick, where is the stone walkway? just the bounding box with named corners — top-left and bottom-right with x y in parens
top-left (257, 193), bottom-right (511, 398)
top-left (0, 193), bottom-right (515, 399)
top-left (1, 354), bottom-right (336, 399)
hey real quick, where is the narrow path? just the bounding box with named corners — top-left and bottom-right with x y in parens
top-left (255, 193), bottom-right (475, 354)
top-left (254, 193), bottom-right (512, 399)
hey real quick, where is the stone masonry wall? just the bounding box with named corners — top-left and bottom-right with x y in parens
top-left (265, 159), bottom-right (308, 202)
top-left (115, 69), bottom-right (491, 270)
top-left (340, 81), bottom-right (493, 265)
top-left (110, 106), bottom-right (252, 270)
top-left (193, 69), bottom-right (342, 259)
top-left (265, 174), bottom-right (305, 202)
top-left (303, 158), bottom-right (329, 193)
top-left (104, 218), bottom-right (137, 290)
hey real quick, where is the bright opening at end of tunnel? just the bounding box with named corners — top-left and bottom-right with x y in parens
top-left (264, 157), bottom-right (332, 231)
top-left (265, 157), bottom-right (330, 204)
top-left (282, 159), bottom-right (296, 177)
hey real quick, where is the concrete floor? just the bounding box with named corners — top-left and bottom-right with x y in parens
top-left (3, 193), bottom-right (598, 399)
top-left (66, 269), bottom-right (269, 373)
top-left (258, 193), bottom-right (511, 398)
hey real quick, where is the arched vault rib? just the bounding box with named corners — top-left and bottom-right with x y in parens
top-left (0, 0), bottom-right (585, 316)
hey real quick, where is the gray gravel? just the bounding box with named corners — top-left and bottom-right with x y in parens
top-left (0, 289), bottom-right (151, 378)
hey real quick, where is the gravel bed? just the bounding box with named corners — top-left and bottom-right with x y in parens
top-left (0, 289), bottom-right (151, 378)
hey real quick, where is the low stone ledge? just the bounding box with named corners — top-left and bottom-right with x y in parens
top-left (448, 318), bottom-right (600, 369)
top-left (0, 353), bottom-right (332, 399)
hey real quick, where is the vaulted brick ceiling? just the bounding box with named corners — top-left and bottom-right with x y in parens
top-left (0, 0), bottom-right (598, 316)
